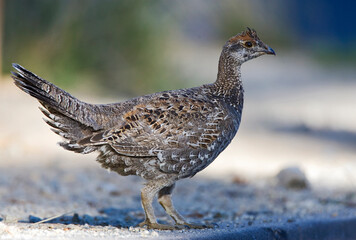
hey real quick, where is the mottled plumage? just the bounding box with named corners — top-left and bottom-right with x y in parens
top-left (12, 28), bottom-right (275, 229)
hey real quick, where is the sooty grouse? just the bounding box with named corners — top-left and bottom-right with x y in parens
top-left (12, 28), bottom-right (275, 229)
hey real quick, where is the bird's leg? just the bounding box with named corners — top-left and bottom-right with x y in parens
top-left (158, 184), bottom-right (185, 225)
top-left (138, 179), bottom-right (178, 230)
top-left (158, 184), bottom-right (213, 229)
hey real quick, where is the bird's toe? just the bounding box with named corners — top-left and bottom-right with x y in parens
top-left (178, 222), bottom-right (215, 229)
top-left (137, 221), bottom-right (179, 230)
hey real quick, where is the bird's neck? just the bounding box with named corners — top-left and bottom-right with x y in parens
top-left (212, 52), bottom-right (244, 108)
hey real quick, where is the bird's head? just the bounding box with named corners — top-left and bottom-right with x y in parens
top-left (223, 27), bottom-right (275, 64)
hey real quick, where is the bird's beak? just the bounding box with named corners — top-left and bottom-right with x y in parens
top-left (264, 46), bottom-right (276, 55)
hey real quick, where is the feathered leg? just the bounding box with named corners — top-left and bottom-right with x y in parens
top-left (138, 178), bottom-right (179, 230)
top-left (158, 184), bottom-right (212, 229)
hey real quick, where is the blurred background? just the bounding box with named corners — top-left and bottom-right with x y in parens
top-left (0, 0), bottom-right (356, 191)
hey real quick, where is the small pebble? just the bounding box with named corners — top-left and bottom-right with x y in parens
top-left (151, 231), bottom-right (159, 237)
top-left (276, 166), bottom-right (309, 189)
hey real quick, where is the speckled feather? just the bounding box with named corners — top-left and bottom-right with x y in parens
top-left (79, 86), bottom-right (242, 179)
top-left (12, 28), bottom-right (273, 182)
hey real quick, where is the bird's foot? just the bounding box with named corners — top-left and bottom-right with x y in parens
top-left (137, 219), bottom-right (215, 230)
top-left (138, 220), bottom-right (180, 230)
top-left (177, 222), bottom-right (215, 229)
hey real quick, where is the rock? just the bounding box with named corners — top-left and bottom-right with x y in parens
top-left (29, 215), bottom-right (42, 223)
top-left (276, 166), bottom-right (309, 189)
top-left (72, 213), bottom-right (80, 224)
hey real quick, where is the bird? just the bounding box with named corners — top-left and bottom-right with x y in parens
top-left (12, 27), bottom-right (275, 230)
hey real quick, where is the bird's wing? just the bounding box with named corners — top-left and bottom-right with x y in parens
top-left (78, 91), bottom-right (233, 159)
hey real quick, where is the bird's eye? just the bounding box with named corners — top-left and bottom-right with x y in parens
top-left (244, 41), bottom-right (253, 48)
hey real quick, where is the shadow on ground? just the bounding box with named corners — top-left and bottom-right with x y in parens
top-left (22, 208), bottom-right (143, 227)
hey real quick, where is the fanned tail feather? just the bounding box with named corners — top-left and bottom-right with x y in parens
top-left (12, 63), bottom-right (103, 154)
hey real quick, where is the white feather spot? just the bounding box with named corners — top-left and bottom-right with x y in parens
top-left (157, 152), bottom-right (164, 162)
top-left (68, 143), bottom-right (79, 148)
top-left (187, 142), bottom-right (199, 148)
top-left (147, 160), bottom-right (155, 165)
top-left (171, 153), bottom-right (179, 161)
top-left (49, 114), bottom-right (60, 121)
top-left (190, 160), bottom-right (197, 165)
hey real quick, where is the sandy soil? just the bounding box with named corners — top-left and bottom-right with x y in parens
top-left (0, 53), bottom-right (356, 239)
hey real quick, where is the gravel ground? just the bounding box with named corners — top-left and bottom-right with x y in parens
top-left (1, 163), bottom-right (356, 239)
top-left (1, 53), bottom-right (356, 239)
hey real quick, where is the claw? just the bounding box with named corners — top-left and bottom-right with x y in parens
top-left (178, 222), bottom-right (215, 229)
top-left (137, 220), bottom-right (214, 230)
top-left (137, 220), bottom-right (179, 230)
